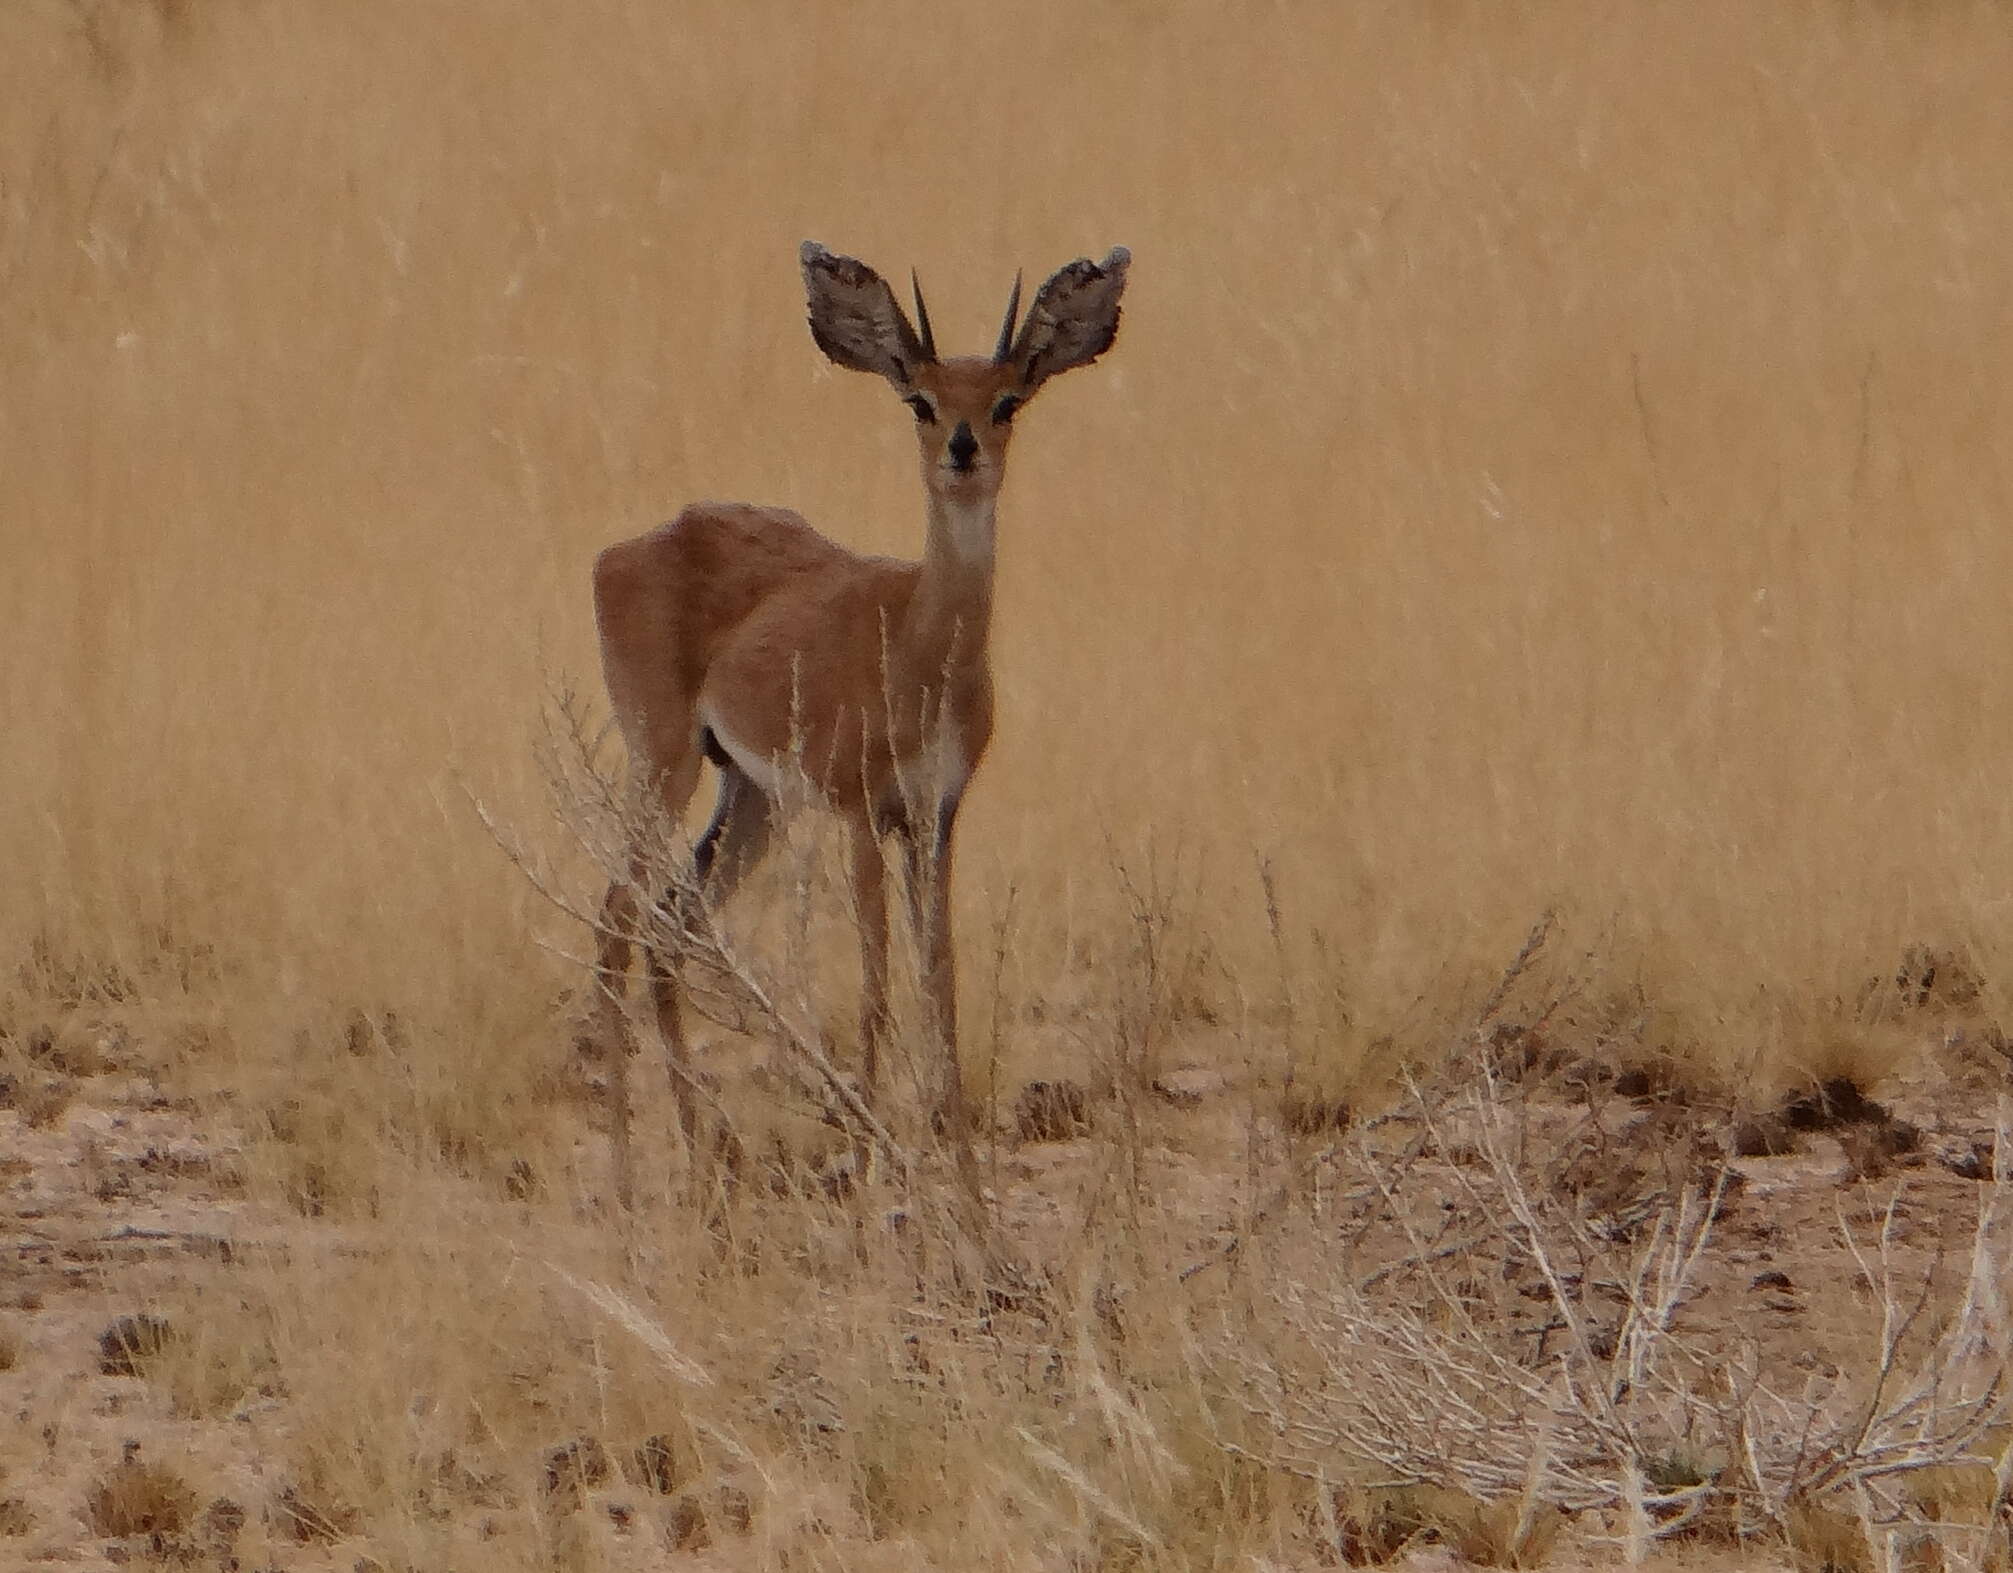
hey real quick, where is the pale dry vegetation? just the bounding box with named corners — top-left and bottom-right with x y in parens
top-left (7, 2), bottom-right (2013, 1569)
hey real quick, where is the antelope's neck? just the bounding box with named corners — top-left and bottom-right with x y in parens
top-left (902, 494), bottom-right (997, 678)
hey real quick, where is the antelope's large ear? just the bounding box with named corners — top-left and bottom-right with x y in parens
top-left (1001, 246), bottom-right (1130, 394)
top-left (800, 242), bottom-right (932, 386)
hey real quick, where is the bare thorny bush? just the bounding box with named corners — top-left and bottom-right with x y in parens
top-left (481, 700), bottom-right (2013, 1566)
top-left (1209, 1039), bottom-right (2013, 1565)
top-left (476, 688), bottom-right (1012, 1257)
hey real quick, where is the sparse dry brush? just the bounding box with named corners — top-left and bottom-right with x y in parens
top-left (1211, 1063), bottom-right (2013, 1567)
top-left (9, 1), bottom-right (2013, 1568)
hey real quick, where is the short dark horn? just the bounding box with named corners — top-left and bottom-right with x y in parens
top-left (993, 270), bottom-right (1023, 364)
top-left (910, 270), bottom-right (937, 362)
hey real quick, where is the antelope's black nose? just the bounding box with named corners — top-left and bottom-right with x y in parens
top-left (947, 420), bottom-right (978, 471)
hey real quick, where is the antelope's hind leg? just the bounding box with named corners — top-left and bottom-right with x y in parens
top-left (657, 750), bottom-right (775, 1145)
top-left (590, 875), bottom-right (644, 1210)
top-left (590, 535), bottom-right (709, 1192)
top-left (690, 739), bottom-right (775, 901)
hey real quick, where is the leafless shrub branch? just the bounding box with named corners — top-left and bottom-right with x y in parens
top-left (470, 684), bottom-right (911, 1176)
top-left (1209, 1030), bottom-right (2013, 1547)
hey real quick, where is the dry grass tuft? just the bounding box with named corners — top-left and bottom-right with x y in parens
top-left (84, 1447), bottom-right (197, 1539)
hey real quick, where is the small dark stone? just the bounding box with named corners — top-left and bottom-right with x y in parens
top-left (343, 1009), bottom-right (407, 1058)
top-left (503, 1158), bottom-right (538, 1201)
top-left (1147, 1072), bottom-right (1205, 1108)
top-left (626, 1435), bottom-right (678, 1496)
top-left (1751, 1270), bottom-right (1795, 1291)
top-left (1709, 1167), bottom-right (1749, 1218)
top-left (1014, 1080), bottom-right (1092, 1144)
top-left (668, 1498), bottom-right (708, 1546)
top-left (714, 1485), bottom-right (753, 1534)
top-left (1609, 1059), bottom-right (1696, 1104)
top-left (982, 1265), bottom-right (1049, 1318)
top-left (541, 1437), bottom-right (611, 1511)
top-left (200, 1495), bottom-right (245, 1549)
top-left (1780, 1076), bottom-right (1888, 1132)
top-left (97, 1314), bottom-right (177, 1377)
top-left (1886, 944), bottom-right (1982, 1013)
top-left (1281, 1093), bottom-right (1351, 1136)
top-left (1729, 1116), bottom-right (1798, 1158)
top-left (1484, 1021), bottom-right (1563, 1079)
top-left (1843, 1119), bottom-right (1924, 1181)
top-left (667, 1493), bottom-right (708, 1550)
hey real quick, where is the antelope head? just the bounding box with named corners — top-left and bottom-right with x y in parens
top-left (801, 242), bottom-right (1130, 508)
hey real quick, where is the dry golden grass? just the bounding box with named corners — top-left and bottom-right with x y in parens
top-left (8, 2), bottom-right (2013, 1568)
top-left (10, 0), bottom-right (2013, 1042)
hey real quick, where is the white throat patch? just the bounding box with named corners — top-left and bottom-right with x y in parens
top-left (939, 498), bottom-right (996, 562)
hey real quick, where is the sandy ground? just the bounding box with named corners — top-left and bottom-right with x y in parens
top-left (2, 1008), bottom-right (2008, 1571)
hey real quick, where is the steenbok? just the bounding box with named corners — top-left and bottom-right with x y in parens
top-left (591, 241), bottom-right (1129, 1167)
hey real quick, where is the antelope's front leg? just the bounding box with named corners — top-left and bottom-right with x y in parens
top-left (904, 802), bottom-right (964, 1136)
top-left (850, 820), bottom-right (891, 1101)
top-left (592, 874), bottom-right (641, 1210)
top-left (646, 943), bottom-right (699, 1150)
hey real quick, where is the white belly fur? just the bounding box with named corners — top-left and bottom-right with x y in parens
top-left (697, 705), bottom-right (795, 802)
top-left (699, 703), bottom-right (971, 819)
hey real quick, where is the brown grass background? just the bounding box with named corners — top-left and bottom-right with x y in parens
top-left (6, 2), bottom-right (2013, 1565)
top-left (9, 1), bottom-right (2013, 1064)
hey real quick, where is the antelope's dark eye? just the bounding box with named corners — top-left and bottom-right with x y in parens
top-left (904, 395), bottom-right (937, 424)
top-left (991, 394), bottom-right (1022, 425)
